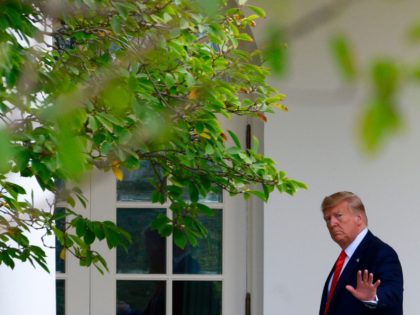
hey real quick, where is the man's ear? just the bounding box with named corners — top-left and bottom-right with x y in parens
top-left (355, 212), bottom-right (363, 225)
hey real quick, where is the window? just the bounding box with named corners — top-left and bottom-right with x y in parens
top-left (57, 118), bottom-right (249, 315)
top-left (55, 207), bottom-right (66, 315)
top-left (115, 164), bottom-right (223, 315)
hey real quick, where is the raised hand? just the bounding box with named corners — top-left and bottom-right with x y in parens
top-left (345, 269), bottom-right (381, 301)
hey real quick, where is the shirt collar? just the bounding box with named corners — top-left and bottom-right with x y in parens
top-left (344, 227), bottom-right (368, 259)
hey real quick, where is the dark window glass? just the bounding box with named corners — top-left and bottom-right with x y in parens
top-left (56, 279), bottom-right (65, 315)
top-left (117, 161), bottom-right (160, 201)
top-left (117, 208), bottom-right (166, 274)
top-left (173, 281), bottom-right (221, 315)
top-left (117, 280), bottom-right (165, 315)
top-left (173, 210), bottom-right (222, 274)
top-left (55, 207), bottom-right (66, 273)
top-left (200, 186), bottom-right (223, 203)
top-left (182, 186), bottom-right (223, 204)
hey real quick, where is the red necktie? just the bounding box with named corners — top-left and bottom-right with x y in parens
top-left (324, 250), bottom-right (347, 315)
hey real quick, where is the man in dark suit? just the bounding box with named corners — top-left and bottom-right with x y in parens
top-left (319, 191), bottom-right (403, 315)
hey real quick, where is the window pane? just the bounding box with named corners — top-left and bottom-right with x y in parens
top-left (54, 179), bottom-right (65, 202)
top-left (199, 186), bottom-right (223, 203)
top-left (182, 186), bottom-right (223, 204)
top-left (117, 208), bottom-right (166, 274)
top-left (117, 161), bottom-right (159, 201)
top-left (56, 279), bottom-right (65, 315)
top-left (55, 207), bottom-right (65, 273)
top-left (173, 210), bottom-right (222, 274)
top-left (117, 280), bottom-right (165, 315)
top-left (173, 281), bottom-right (221, 315)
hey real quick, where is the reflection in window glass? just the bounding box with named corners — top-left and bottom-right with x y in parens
top-left (117, 280), bottom-right (165, 315)
top-left (117, 161), bottom-right (159, 201)
top-left (54, 179), bottom-right (66, 202)
top-left (56, 279), bottom-right (65, 315)
top-left (173, 281), bottom-right (221, 315)
top-left (117, 208), bottom-right (166, 274)
top-left (173, 210), bottom-right (222, 274)
top-left (55, 207), bottom-right (66, 273)
top-left (200, 186), bottom-right (223, 203)
top-left (182, 186), bottom-right (223, 204)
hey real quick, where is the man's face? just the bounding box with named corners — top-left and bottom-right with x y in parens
top-left (323, 201), bottom-right (363, 249)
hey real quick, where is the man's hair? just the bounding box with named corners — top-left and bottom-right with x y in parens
top-left (321, 191), bottom-right (367, 222)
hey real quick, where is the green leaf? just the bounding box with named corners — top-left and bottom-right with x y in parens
top-left (1, 252), bottom-right (15, 269)
top-left (407, 21), bottom-right (420, 43)
top-left (173, 228), bottom-right (187, 249)
top-left (264, 28), bottom-right (288, 76)
top-left (111, 16), bottom-right (121, 33)
top-left (94, 254), bottom-right (109, 274)
top-left (56, 124), bottom-right (86, 180)
top-left (371, 59), bottom-right (398, 100)
top-left (160, 224), bottom-right (173, 237)
top-left (103, 224), bottom-right (120, 249)
top-left (0, 130), bottom-right (13, 172)
top-left (192, 219), bottom-right (208, 237)
top-left (66, 196), bottom-right (76, 208)
top-left (251, 136), bottom-right (259, 153)
top-left (83, 228), bottom-right (95, 245)
top-left (205, 143), bottom-right (215, 155)
top-left (74, 218), bottom-right (87, 236)
top-left (196, 0), bottom-right (223, 18)
top-left (88, 116), bottom-right (99, 132)
top-left (248, 190), bottom-right (267, 201)
top-left (151, 214), bottom-right (171, 230)
top-left (93, 222), bottom-right (105, 240)
top-left (30, 245), bottom-right (46, 258)
top-left (358, 98), bottom-right (401, 153)
top-left (95, 114), bottom-right (114, 133)
top-left (188, 184), bottom-right (199, 203)
top-left (236, 33), bottom-right (253, 42)
top-left (246, 5), bottom-right (266, 18)
top-left (113, 1), bottom-right (137, 18)
top-left (227, 130), bottom-right (241, 148)
top-left (186, 232), bottom-right (198, 247)
top-left (330, 34), bottom-right (357, 81)
top-left (3, 181), bottom-right (26, 197)
top-left (197, 203), bottom-right (215, 216)
top-left (290, 179), bottom-right (308, 190)
top-left (227, 146), bottom-right (241, 155)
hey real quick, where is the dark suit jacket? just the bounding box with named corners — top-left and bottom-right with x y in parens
top-left (319, 231), bottom-right (403, 315)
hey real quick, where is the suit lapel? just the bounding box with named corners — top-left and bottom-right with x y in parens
top-left (327, 231), bottom-right (374, 311)
top-left (320, 267), bottom-right (335, 314)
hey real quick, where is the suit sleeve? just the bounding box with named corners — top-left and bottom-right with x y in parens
top-left (373, 245), bottom-right (404, 310)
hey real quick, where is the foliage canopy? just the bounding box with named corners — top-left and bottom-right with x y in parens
top-left (0, 0), bottom-right (305, 272)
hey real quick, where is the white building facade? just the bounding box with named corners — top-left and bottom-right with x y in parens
top-left (1, 0), bottom-right (420, 314)
top-left (257, 0), bottom-right (420, 314)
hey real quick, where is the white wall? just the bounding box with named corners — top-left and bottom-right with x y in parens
top-left (252, 0), bottom-right (420, 314)
top-left (0, 22), bottom-right (56, 315)
top-left (0, 176), bottom-right (55, 315)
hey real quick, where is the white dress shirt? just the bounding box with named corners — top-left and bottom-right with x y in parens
top-left (328, 228), bottom-right (378, 306)
top-left (328, 227), bottom-right (368, 289)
